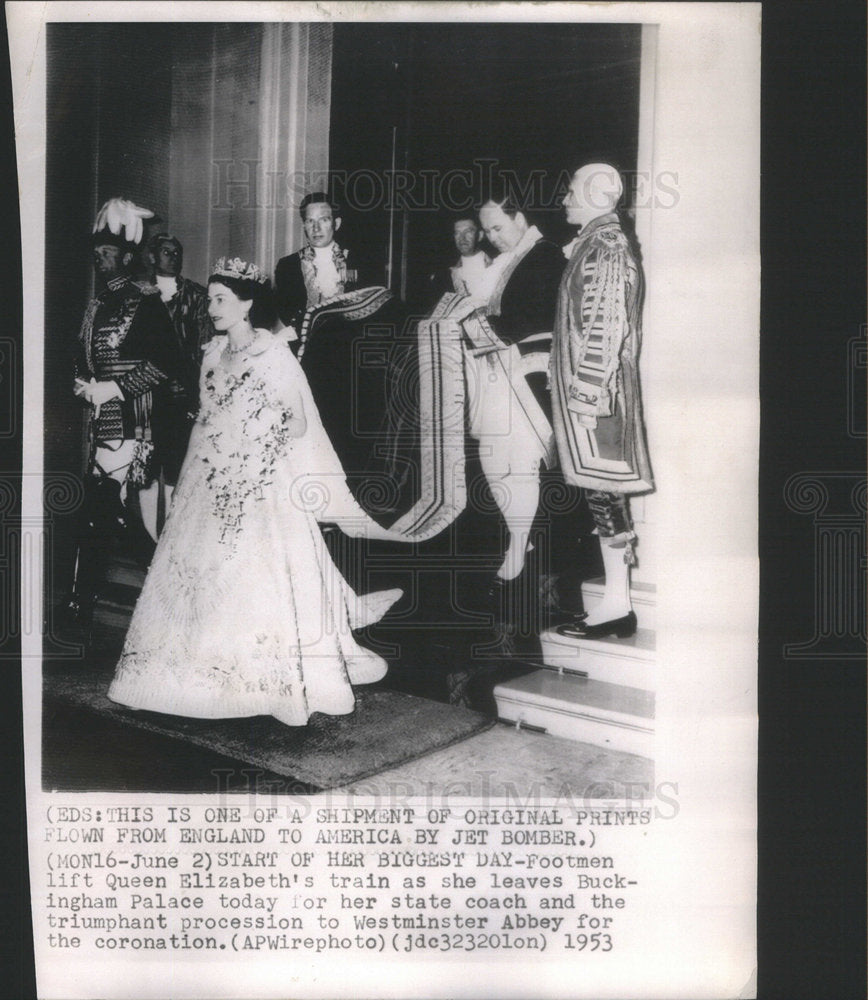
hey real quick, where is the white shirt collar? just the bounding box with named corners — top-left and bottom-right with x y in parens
top-left (457, 251), bottom-right (487, 268)
top-left (154, 274), bottom-right (179, 301)
top-left (513, 224), bottom-right (543, 258)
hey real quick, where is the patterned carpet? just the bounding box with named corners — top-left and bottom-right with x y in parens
top-left (44, 658), bottom-right (495, 791)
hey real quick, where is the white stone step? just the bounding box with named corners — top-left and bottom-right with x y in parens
top-left (93, 599), bottom-right (134, 630)
top-left (104, 561), bottom-right (147, 589)
top-left (539, 626), bottom-right (656, 692)
top-left (494, 670), bottom-right (654, 758)
top-left (581, 577), bottom-right (657, 631)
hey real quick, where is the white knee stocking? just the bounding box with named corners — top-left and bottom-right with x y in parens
top-left (585, 537), bottom-right (632, 625)
top-left (489, 471), bottom-right (539, 581)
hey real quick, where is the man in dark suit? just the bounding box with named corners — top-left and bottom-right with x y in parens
top-left (145, 233), bottom-right (214, 488)
top-left (274, 192), bottom-right (361, 331)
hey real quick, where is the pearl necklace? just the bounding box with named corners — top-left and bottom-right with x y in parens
top-left (225, 332), bottom-right (255, 357)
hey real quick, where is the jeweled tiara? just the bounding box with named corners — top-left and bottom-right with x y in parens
top-left (211, 256), bottom-right (268, 284)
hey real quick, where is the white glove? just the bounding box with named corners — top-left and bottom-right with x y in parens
top-left (81, 378), bottom-right (123, 419)
top-left (93, 198), bottom-right (154, 245)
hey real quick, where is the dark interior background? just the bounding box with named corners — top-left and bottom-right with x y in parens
top-left (329, 22), bottom-right (641, 311)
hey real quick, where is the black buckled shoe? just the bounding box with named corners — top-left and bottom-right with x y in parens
top-left (556, 610), bottom-right (637, 640)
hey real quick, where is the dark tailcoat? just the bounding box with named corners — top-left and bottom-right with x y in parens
top-left (486, 237), bottom-right (566, 424)
top-left (274, 246), bottom-right (373, 331)
top-left (273, 251), bottom-right (308, 330)
top-left (488, 239), bottom-right (565, 343)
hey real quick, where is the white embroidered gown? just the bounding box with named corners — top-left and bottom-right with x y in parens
top-left (108, 334), bottom-right (400, 726)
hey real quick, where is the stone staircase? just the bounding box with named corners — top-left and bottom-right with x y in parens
top-left (92, 554), bottom-right (147, 631)
top-left (493, 577), bottom-right (656, 758)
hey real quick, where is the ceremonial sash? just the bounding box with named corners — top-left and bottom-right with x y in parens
top-left (389, 295), bottom-right (556, 542)
top-left (297, 286), bottom-right (394, 361)
top-left (389, 294), bottom-right (468, 540)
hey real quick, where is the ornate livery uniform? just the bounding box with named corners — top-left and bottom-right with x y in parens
top-left (66, 269), bottom-right (182, 625)
top-left (75, 274), bottom-right (181, 473)
top-left (550, 212), bottom-right (654, 551)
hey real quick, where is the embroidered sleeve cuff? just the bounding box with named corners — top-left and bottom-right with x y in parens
top-left (115, 361), bottom-right (168, 397)
top-left (568, 376), bottom-right (613, 418)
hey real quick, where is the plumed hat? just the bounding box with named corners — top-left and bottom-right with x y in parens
top-left (91, 197), bottom-right (155, 249)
